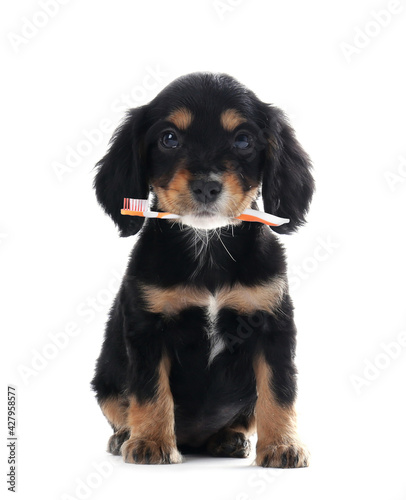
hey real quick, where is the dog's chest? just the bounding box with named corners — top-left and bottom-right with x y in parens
top-left (141, 277), bottom-right (286, 318)
top-left (140, 277), bottom-right (287, 361)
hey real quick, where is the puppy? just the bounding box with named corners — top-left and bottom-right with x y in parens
top-left (91, 73), bottom-right (314, 467)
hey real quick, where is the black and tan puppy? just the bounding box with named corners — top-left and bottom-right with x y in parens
top-left (91, 73), bottom-right (314, 467)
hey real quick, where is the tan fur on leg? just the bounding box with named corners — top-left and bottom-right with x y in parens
top-left (121, 356), bottom-right (182, 464)
top-left (100, 396), bottom-right (129, 431)
top-left (254, 354), bottom-right (309, 468)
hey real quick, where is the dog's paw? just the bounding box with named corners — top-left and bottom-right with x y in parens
top-left (121, 437), bottom-right (182, 465)
top-left (207, 429), bottom-right (251, 458)
top-left (256, 442), bottom-right (310, 468)
top-left (107, 430), bottom-right (130, 455)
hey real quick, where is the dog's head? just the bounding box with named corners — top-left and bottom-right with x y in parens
top-left (95, 73), bottom-right (314, 236)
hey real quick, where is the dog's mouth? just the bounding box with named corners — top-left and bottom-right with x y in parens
top-left (180, 210), bottom-right (236, 230)
top-left (194, 209), bottom-right (220, 218)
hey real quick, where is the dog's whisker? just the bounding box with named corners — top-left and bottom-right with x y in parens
top-left (216, 229), bottom-right (236, 262)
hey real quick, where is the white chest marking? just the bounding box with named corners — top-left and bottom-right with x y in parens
top-left (206, 294), bottom-right (226, 365)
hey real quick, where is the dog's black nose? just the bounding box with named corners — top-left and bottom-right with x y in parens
top-left (191, 180), bottom-right (222, 203)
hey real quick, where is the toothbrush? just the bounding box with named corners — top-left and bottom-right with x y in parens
top-left (121, 198), bottom-right (290, 227)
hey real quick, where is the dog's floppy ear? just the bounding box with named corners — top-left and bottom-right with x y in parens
top-left (261, 106), bottom-right (314, 235)
top-left (94, 107), bottom-right (149, 237)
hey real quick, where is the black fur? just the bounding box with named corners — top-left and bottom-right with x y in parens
top-left (91, 72), bottom-right (314, 460)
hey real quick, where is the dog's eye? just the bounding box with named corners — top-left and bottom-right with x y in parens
top-left (161, 131), bottom-right (180, 149)
top-left (234, 134), bottom-right (251, 150)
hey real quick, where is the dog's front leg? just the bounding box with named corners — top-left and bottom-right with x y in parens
top-left (121, 356), bottom-right (182, 465)
top-left (119, 284), bottom-right (182, 465)
top-left (254, 296), bottom-right (310, 468)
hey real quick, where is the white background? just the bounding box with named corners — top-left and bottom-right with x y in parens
top-left (1, 0), bottom-right (406, 499)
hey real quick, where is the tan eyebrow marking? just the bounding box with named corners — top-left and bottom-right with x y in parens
top-left (220, 109), bottom-right (246, 131)
top-left (166, 107), bottom-right (194, 130)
